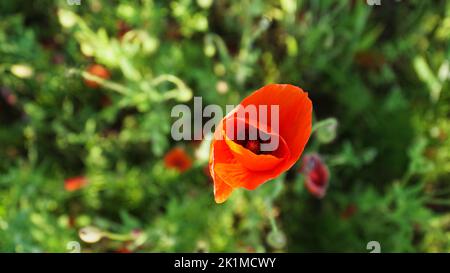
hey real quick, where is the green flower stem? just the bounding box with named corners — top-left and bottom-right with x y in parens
top-left (79, 70), bottom-right (132, 96)
top-left (207, 34), bottom-right (232, 66)
top-left (68, 68), bottom-right (132, 96)
top-left (151, 74), bottom-right (192, 101)
top-left (151, 74), bottom-right (187, 88)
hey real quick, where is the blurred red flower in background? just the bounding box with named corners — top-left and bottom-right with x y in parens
top-left (84, 64), bottom-right (110, 88)
top-left (117, 21), bottom-right (131, 40)
top-left (209, 84), bottom-right (312, 203)
top-left (341, 203), bottom-right (358, 220)
top-left (64, 176), bottom-right (88, 192)
top-left (115, 247), bottom-right (132, 253)
top-left (164, 147), bottom-right (192, 172)
top-left (301, 153), bottom-right (329, 198)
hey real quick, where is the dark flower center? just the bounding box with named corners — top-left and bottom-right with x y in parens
top-left (226, 120), bottom-right (277, 155)
top-left (245, 140), bottom-right (260, 154)
top-left (233, 130), bottom-right (272, 155)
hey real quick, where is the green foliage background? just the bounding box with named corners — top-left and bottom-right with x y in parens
top-left (0, 0), bottom-right (449, 252)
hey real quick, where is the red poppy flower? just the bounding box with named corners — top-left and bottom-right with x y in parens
top-left (164, 147), bottom-right (193, 172)
top-left (84, 64), bottom-right (110, 88)
top-left (209, 84), bottom-right (312, 203)
top-left (64, 176), bottom-right (88, 192)
top-left (301, 153), bottom-right (329, 198)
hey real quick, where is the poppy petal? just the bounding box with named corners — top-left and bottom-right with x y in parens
top-left (209, 140), bottom-right (234, 203)
top-left (224, 134), bottom-right (287, 171)
top-left (213, 118), bottom-right (291, 190)
top-left (214, 161), bottom-right (290, 190)
top-left (301, 153), bottom-right (330, 198)
top-left (222, 118), bottom-right (290, 172)
top-left (213, 172), bottom-right (234, 203)
top-left (305, 177), bottom-right (327, 198)
top-left (240, 84), bottom-right (312, 168)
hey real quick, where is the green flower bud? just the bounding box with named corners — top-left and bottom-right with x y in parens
top-left (79, 226), bottom-right (103, 243)
top-left (267, 230), bottom-right (286, 249)
top-left (315, 118), bottom-right (338, 144)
